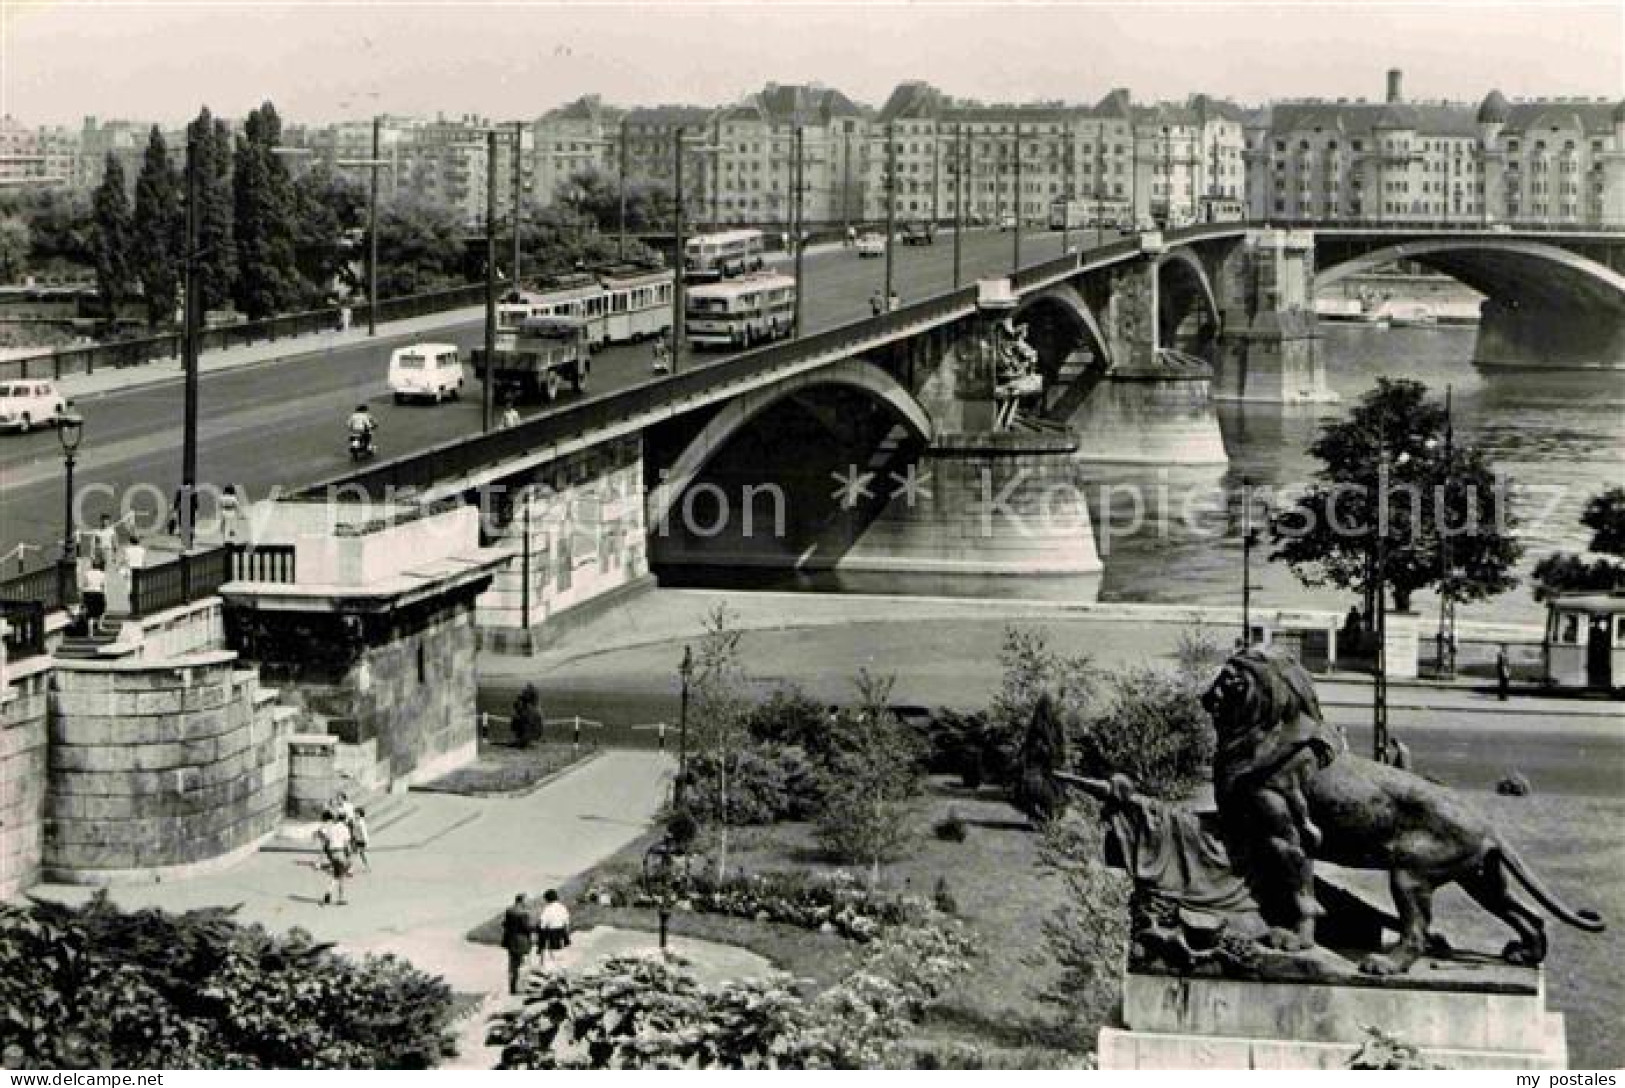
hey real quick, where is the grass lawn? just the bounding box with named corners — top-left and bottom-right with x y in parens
top-left (465, 777), bottom-right (1623, 1069)
top-left (416, 740), bottom-right (597, 797)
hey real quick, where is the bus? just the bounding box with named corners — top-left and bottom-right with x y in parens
top-left (496, 263), bottom-right (674, 350)
top-left (683, 229), bottom-right (767, 281)
top-left (1199, 195), bottom-right (1247, 224)
top-left (474, 315), bottom-right (591, 403)
top-left (685, 272), bottom-right (797, 351)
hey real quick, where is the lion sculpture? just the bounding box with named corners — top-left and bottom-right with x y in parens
top-left (1202, 649), bottom-right (1604, 975)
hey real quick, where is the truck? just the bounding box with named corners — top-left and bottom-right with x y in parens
top-left (470, 314), bottom-right (591, 403)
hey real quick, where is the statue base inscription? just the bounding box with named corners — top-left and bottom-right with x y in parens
top-left (1098, 958), bottom-right (1568, 1070)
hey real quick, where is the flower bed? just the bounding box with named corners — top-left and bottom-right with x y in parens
top-left (581, 868), bottom-right (935, 943)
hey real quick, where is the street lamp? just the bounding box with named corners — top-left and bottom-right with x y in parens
top-left (676, 644), bottom-right (693, 809)
top-left (642, 837), bottom-right (686, 952)
top-left (57, 410), bottom-right (84, 605)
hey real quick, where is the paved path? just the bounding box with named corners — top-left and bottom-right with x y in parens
top-left (32, 749), bottom-right (672, 1005)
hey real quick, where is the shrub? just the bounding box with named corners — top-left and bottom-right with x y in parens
top-left (746, 685), bottom-right (831, 752)
top-left (1073, 663), bottom-right (1215, 799)
top-left (1012, 692), bottom-right (1069, 822)
top-left (1025, 809), bottom-right (1131, 1048)
top-left (931, 876), bottom-right (959, 916)
top-left (916, 708), bottom-right (1003, 786)
top-left (932, 813), bottom-right (968, 844)
top-left (682, 744), bottom-right (825, 825)
top-left (489, 921), bottom-right (976, 1069)
top-left (0, 894), bottom-right (455, 1069)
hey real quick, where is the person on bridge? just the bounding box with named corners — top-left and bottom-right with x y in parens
top-left (888, 291), bottom-right (901, 313)
top-left (347, 404), bottom-right (377, 453)
top-left (869, 291), bottom-right (884, 317)
top-left (651, 336), bottom-right (671, 374)
top-left (845, 225), bottom-right (857, 248)
top-left (500, 400), bottom-right (521, 429)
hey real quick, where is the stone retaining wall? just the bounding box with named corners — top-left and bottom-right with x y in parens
top-left (44, 652), bottom-right (291, 882)
top-left (0, 666), bottom-right (50, 899)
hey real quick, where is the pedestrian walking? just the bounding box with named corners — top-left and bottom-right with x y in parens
top-left (888, 290), bottom-right (901, 313)
top-left (349, 806), bottom-right (371, 872)
top-left (219, 485), bottom-right (243, 543)
top-left (500, 400), bottom-right (521, 429)
top-left (869, 291), bottom-right (883, 317)
top-left (315, 810), bottom-right (353, 906)
top-left (1496, 646), bottom-right (1512, 702)
top-left (90, 515), bottom-right (119, 569)
top-left (536, 888), bottom-right (571, 969)
top-left (845, 225), bottom-right (857, 248)
top-left (80, 564), bottom-right (107, 637)
top-left (501, 893), bottom-right (536, 994)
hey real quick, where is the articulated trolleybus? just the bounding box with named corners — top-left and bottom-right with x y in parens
top-left (683, 229), bottom-right (767, 281)
top-left (497, 263), bottom-right (674, 351)
top-left (685, 271), bottom-right (797, 351)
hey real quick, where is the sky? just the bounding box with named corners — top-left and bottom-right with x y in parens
top-left (3, 0), bottom-right (1622, 127)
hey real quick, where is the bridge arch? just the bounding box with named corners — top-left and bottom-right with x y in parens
top-left (1314, 238), bottom-right (1625, 314)
top-left (647, 358), bottom-right (933, 530)
top-left (1156, 247), bottom-right (1222, 350)
top-left (1015, 283), bottom-right (1113, 372)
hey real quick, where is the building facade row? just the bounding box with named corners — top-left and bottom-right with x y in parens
top-left (7, 71), bottom-right (1623, 231)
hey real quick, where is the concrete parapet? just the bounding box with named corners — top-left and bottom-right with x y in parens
top-left (0, 668), bottom-right (50, 899)
top-left (44, 652), bottom-right (290, 882)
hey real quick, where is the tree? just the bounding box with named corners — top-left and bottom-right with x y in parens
top-left (290, 162), bottom-right (365, 305)
top-left (375, 196), bottom-right (467, 297)
top-left (685, 603), bottom-right (752, 879)
top-left (185, 108), bottom-right (236, 313)
top-left (0, 187), bottom-right (93, 274)
top-left (1012, 692), bottom-right (1069, 823)
top-left (90, 154), bottom-right (132, 319)
top-left (232, 103), bottom-right (301, 319)
top-left (0, 215), bottom-right (28, 282)
top-left (815, 670), bottom-right (924, 884)
top-left (1271, 378), bottom-right (1522, 614)
top-left (557, 167), bottom-right (675, 233)
top-left (1532, 486), bottom-right (1625, 600)
top-left (130, 127), bottom-right (182, 327)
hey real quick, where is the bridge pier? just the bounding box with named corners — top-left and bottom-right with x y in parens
top-left (1475, 296), bottom-right (1625, 371)
top-left (1067, 367), bottom-right (1228, 465)
top-left (1215, 230), bottom-right (1335, 403)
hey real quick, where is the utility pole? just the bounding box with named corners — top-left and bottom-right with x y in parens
top-left (366, 117), bottom-right (381, 335)
top-left (510, 120), bottom-right (524, 286)
top-left (792, 125), bottom-right (805, 337)
top-left (617, 117), bottom-right (629, 260)
top-left (953, 123), bottom-right (964, 287)
top-left (842, 124), bottom-right (853, 237)
top-left (1372, 447), bottom-right (1391, 763)
top-left (671, 126), bottom-right (686, 374)
top-left (883, 122), bottom-right (896, 305)
top-left (180, 129), bottom-right (200, 548)
top-left (482, 128), bottom-right (498, 433)
top-left (1012, 120), bottom-right (1023, 272)
top-left (1436, 385), bottom-right (1458, 679)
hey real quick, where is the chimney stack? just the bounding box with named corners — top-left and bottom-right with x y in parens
top-left (1387, 69), bottom-right (1404, 104)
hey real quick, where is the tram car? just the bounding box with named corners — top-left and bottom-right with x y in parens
top-left (497, 262), bottom-right (675, 351)
top-left (1542, 593), bottom-right (1625, 694)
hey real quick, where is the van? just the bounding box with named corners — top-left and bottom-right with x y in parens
top-left (388, 343), bottom-right (464, 404)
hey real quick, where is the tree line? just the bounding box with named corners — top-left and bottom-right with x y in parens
top-left (2, 112), bottom-right (669, 333)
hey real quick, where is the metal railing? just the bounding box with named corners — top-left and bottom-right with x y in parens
top-left (0, 560), bottom-right (75, 613)
top-left (129, 547), bottom-right (233, 618)
top-left (0, 283), bottom-right (489, 383)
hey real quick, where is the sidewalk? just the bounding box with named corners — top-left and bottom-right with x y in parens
top-left (51, 305), bottom-right (484, 403)
top-left (30, 749), bottom-right (672, 1015)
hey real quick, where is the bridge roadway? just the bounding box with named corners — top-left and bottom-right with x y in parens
top-left (0, 227), bottom-right (1086, 560)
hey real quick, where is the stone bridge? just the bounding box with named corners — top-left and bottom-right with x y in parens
top-left (293, 222), bottom-right (1624, 650)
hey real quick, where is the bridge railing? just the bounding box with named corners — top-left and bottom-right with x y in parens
top-left (299, 284), bottom-right (981, 500)
top-left (0, 283), bottom-right (489, 383)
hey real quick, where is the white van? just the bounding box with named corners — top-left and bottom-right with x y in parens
top-left (388, 343), bottom-right (464, 404)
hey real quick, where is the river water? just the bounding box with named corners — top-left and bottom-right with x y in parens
top-left (1092, 323), bottom-right (1625, 627)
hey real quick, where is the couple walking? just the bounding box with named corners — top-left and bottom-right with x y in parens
top-left (502, 889), bottom-right (572, 994)
top-left (314, 792), bottom-right (371, 906)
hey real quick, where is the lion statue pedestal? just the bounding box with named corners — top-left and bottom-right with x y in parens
top-left (1058, 647), bottom-right (1601, 1070)
top-left (1099, 958), bottom-right (1568, 1069)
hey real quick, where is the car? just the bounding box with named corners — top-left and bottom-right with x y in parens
top-left (856, 231), bottom-right (887, 258)
top-left (997, 213), bottom-right (1017, 231)
top-left (901, 221), bottom-right (936, 246)
top-left (0, 379), bottom-right (67, 433)
top-left (388, 342), bottom-right (464, 404)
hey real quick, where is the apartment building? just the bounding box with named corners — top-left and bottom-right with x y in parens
top-left (1246, 69), bottom-right (1625, 227)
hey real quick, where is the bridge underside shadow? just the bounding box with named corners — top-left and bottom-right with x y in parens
top-left (644, 380), bottom-right (1102, 595)
top-left (1317, 239), bottom-right (1625, 371)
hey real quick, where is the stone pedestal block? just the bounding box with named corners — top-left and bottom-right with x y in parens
top-left (1068, 376), bottom-right (1227, 465)
top-left (1099, 965), bottom-right (1568, 1070)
